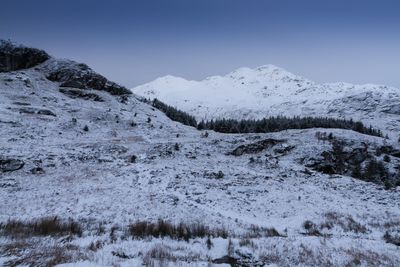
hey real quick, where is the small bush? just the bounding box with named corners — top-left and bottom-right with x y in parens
top-left (320, 212), bottom-right (367, 234)
top-left (88, 240), bottom-right (103, 252)
top-left (383, 231), bottom-right (400, 246)
top-left (174, 143), bottom-right (180, 151)
top-left (265, 227), bottom-right (283, 237)
top-left (383, 155), bottom-right (391, 163)
top-left (144, 244), bottom-right (176, 266)
top-left (206, 235), bottom-right (213, 250)
top-left (245, 225), bottom-right (283, 238)
top-left (302, 220), bottom-right (322, 236)
top-left (227, 238), bottom-right (234, 256)
top-left (129, 155), bottom-right (137, 163)
top-left (83, 125), bottom-right (89, 132)
top-left (239, 238), bottom-right (256, 248)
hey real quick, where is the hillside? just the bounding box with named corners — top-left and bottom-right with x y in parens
top-left (1, 42), bottom-right (400, 266)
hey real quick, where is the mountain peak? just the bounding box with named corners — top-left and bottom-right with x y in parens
top-left (225, 64), bottom-right (304, 83)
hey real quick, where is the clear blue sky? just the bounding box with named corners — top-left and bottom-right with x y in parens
top-left (1, 0), bottom-right (400, 88)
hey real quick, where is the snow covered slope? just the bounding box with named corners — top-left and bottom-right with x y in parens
top-left (1, 43), bottom-right (400, 266)
top-left (133, 65), bottom-right (400, 137)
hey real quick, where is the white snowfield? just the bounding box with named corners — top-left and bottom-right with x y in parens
top-left (0, 58), bottom-right (399, 266)
top-left (133, 65), bottom-right (400, 138)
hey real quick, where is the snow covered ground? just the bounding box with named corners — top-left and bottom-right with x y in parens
top-left (1, 55), bottom-right (400, 266)
top-left (133, 65), bottom-right (400, 139)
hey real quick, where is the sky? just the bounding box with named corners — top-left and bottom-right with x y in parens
top-left (1, 0), bottom-right (400, 88)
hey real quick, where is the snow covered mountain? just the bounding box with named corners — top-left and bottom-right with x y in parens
top-left (1, 42), bottom-right (400, 266)
top-left (133, 65), bottom-right (400, 138)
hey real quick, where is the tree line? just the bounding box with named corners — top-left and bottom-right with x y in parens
top-left (150, 98), bottom-right (383, 137)
top-left (152, 98), bottom-right (197, 127)
top-left (198, 116), bottom-right (382, 137)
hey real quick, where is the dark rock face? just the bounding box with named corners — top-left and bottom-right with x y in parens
top-left (274, 145), bottom-right (295, 155)
top-left (18, 107), bottom-right (56, 117)
top-left (229, 139), bottom-right (285, 156)
top-left (47, 62), bottom-right (131, 96)
top-left (30, 167), bottom-right (45, 174)
top-left (0, 40), bottom-right (50, 72)
top-left (307, 146), bottom-right (369, 175)
top-left (37, 109), bottom-right (56, 117)
top-left (212, 255), bottom-right (238, 266)
top-left (0, 159), bottom-right (24, 172)
top-left (59, 88), bottom-right (104, 102)
top-left (382, 104), bottom-right (400, 115)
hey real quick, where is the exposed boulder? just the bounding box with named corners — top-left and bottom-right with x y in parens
top-left (0, 40), bottom-right (50, 72)
top-left (0, 158), bottom-right (24, 172)
top-left (229, 138), bottom-right (285, 156)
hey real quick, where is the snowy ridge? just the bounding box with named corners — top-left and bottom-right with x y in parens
top-left (133, 65), bottom-right (400, 137)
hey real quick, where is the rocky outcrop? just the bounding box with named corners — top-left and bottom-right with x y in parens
top-left (0, 158), bottom-right (24, 172)
top-left (17, 107), bottom-right (56, 117)
top-left (46, 61), bottom-right (131, 96)
top-left (59, 88), bottom-right (104, 102)
top-left (0, 40), bottom-right (131, 96)
top-left (229, 138), bottom-right (285, 156)
top-left (0, 40), bottom-right (50, 72)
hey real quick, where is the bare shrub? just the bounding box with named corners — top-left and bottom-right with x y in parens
top-left (2, 242), bottom-right (86, 267)
top-left (246, 224), bottom-right (284, 238)
top-left (265, 227), bottom-right (283, 237)
top-left (227, 238), bottom-right (235, 256)
top-left (127, 219), bottom-right (228, 241)
top-left (206, 236), bottom-right (213, 250)
top-left (321, 212), bottom-right (367, 234)
top-left (302, 220), bottom-right (322, 236)
top-left (239, 238), bottom-right (257, 249)
top-left (143, 245), bottom-right (176, 267)
top-left (383, 231), bottom-right (400, 246)
top-left (88, 240), bottom-right (103, 252)
top-left (345, 248), bottom-right (395, 267)
top-left (1, 217), bottom-right (82, 238)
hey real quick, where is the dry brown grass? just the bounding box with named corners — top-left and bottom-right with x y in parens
top-left (1, 242), bottom-right (87, 267)
top-left (127, 219), bottom-right (228, 241)
top-left (0, 217), bottom-right (82, 238)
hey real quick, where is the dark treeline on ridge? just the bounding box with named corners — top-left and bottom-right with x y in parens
top-left (198, 117), bottom-right (383, 137)
top-left (152, 98), bottom-right (197, 127)
top-left (150, 98), bottom-right (383, 137)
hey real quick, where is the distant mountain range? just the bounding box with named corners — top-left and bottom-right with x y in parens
top-left (133, 65), bottom-right (400, 138)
